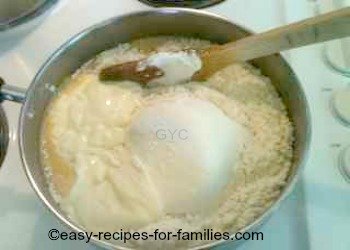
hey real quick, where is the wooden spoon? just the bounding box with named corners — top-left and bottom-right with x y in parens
top-left (99, 7), bottom-right (350, 84)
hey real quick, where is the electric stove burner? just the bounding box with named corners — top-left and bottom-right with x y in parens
top-left (0, 107), bottom-right (8, 169)
top-left (138, 0), bottom-right (226, 9)
top-left (0, 0), bottom-right (59, 31)
top-left (0, 77), bottom-right (9, 169)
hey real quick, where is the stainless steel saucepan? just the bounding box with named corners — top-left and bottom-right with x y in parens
top-left (0, 8), bottom-right (311, 249)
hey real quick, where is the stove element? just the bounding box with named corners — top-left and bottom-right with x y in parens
top-left (0, 0), bottom-right (58, 31)
top-left (138, 0), bottom-right (226, 8)
top-left (0, 106), bottom-right (8, 169)
top-left (331, 88), bottom-right (350, 127)
top-left (339, 146), bottom-right (350, 183)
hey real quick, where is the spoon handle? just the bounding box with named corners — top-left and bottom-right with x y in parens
top-left (196, 7), bottom-right (350, 79)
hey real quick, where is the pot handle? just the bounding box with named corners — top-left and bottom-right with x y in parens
top-left (0, 77), bottom-right (27, 103)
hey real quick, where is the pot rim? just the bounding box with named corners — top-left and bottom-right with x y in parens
top-left (18, 7), bottom-right (311, 250)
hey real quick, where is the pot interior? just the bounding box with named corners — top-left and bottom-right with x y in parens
top-left (19, 8), bottom-right (310, 249)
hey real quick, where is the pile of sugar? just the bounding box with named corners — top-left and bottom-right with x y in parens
top-left (43, 37), bottom-right (294, 249)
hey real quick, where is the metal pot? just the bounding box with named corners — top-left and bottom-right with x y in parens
top-left (0, 8), bottom-right (311, 249)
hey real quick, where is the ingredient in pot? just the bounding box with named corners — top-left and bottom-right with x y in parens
top-left (99, 51), bottom-right (202, 85)
top-left (129, 97), bottom-right (250, 215)
top-left (140, 51), bottom-right (202, 86)
top-left (41, 37), bottom-right (293, 249)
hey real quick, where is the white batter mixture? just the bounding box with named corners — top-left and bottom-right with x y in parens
top-left (139, 51), bottom-right (202, 86)
top-left (41, 36), bottom-right (293, 248)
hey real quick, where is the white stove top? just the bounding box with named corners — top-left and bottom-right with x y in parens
top-left (0, 0), bottom-right (349, 249)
